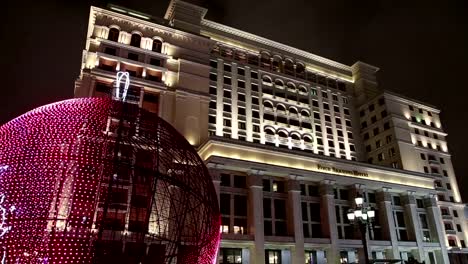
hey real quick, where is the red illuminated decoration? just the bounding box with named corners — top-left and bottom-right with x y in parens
top-left (0, 98), bottom-right (220, 263)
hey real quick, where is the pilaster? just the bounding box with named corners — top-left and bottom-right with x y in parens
top-left (320, 180), bottom-right (339, 264)
top-left (247, 171), bottom-right (265, 264)
top-left (401, 192), bottom-right (424, 262)
top-left (424, 196), bottom-right (450, 264)
top-left (376, 188), bottom-right (400, 259)
top-left (287, 178), bottom-right (305, 264)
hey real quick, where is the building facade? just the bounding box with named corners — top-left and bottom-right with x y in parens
top-left (74, 1), bottom-right (468, 263)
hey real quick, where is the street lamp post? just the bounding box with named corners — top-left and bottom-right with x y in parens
top-left (347, 196), bottom-right (375, 264)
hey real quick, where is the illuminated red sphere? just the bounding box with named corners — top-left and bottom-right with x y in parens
top-left (0, 98), bottom-right (220, 263)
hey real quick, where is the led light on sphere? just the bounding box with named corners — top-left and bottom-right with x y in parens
top-left (0, 98), bottom-right (220, 263)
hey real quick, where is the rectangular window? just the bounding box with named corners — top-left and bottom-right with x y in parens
top-left (210, 60), bottom-right (217, 68)
top-left (384, 122), bottom-right (390, 130)
top-left (210, 73), bottom-right (217, 81)
top-left (219, 248), bottom-right (242, 264)
top-left (251, 83), bottom-right (258, 92)
top-left (393, 196), bottom-right (401, 206)
top-left (265, 250), bottom-right (281, 264)
top-left (376, 140), bottom-right (381, 148)
top-left (378, 153), bottom-right (384, 161)
top-left (386, 135), bottom-right (392, 143)
top-left (238, 122), bottom-right (246, 130)
top-left (224, 76), bottom-right (231, 85)
top-left (373, 127), bottom-right (380, 136)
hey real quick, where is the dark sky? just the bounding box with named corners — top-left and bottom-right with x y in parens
top-left (2, 0), bottom-right (468, 200)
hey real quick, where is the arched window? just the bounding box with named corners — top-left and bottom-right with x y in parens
top-left (289, 107), bottom-right (298, 115)
top-left (299, 86), bottom-right (308, 94)
top-left (274, 79), bottom-right (284, 87)
top-left (304, 136), bottom-right (313, 143)
top-left (130, 33), bottom-right (142, 47)
top-left (260, 52), bottom-right (271, 68)
top-left (265, 128), bottom-right (275, 135)
top-left (262, 76), bottom-right (272, 84)
top-left (108, 27), bottom-right (120, 42)
top-left (278, 130), bottom-right (288, 138)
top-left (152, 39), bottom-right (163, 53)
top-left (301, 110), bottom-right (310, 118)
top-left (272, 56), bottom-right (283, 72)
top-left (277, 104), bottom-right (286, 112)
top-left (296, 63), bottom-right (305, 78)
top-left (284, 59), bottom-right (294, 75)
top-left (287, 82), bottom-right (296, 91)
top-left (291, 133), bottom-right (301, 141)
top-left (263, 101), bottom-right (273, 109)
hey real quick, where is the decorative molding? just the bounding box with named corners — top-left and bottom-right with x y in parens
top-left (91, 6), bottom-right (214, 48)
top-left (201, 19), bottom-right (352, 73)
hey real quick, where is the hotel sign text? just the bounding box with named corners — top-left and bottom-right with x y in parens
top-left (317, 164), bottom-right (369, 177)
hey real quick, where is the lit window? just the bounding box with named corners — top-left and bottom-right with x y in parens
top-left (272, 182), bottom-right (278, 192)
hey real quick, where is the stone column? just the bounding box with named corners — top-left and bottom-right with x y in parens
top-left (424, 196), bottom-right (449, 264)
top-left (247, 171), bottom-right (265, 264)
top-left (287, 178), bottom-right (305, 264)
top-left (401, 192), bottom-right (425, 262)
top-left (376, 189), bottom-right (400, 259)
top-left (320, 180), bottom-right (339, 264)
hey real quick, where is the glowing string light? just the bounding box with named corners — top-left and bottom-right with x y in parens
top-left (115, 71), bottom-right (130, 102)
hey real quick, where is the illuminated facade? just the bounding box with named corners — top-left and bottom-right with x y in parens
top-left (75, 1), bottom-right (467, 263)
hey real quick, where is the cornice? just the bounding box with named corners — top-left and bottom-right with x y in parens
top-left (201, 19), bottom-right (352, 73)
top-left (384, 91), bottom-right (440, 113)
top-left (90, 6), bottom-right (214, 49)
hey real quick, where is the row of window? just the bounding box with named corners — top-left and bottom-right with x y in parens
top-left (107, 27), bottom-right (163, 53)
top-left (360, 97), bottom-right (386, 117)
top-left (262, 76), bottom-right (349, 104)
top-left (219, 248), bottom-right (330, 264)
top-left (413, 128), bottom-right (443, 140)
top-left (366, 134), bottom-right (393, 153)
top-left (212, 46), bottom-right (347, 92)
top-left (414, 140), bottom-right (445, 152)
top-left (410, 116), bottom-right (438, 129)
top-left (409, 105), bottom-right (435, 117)
top-left (362, 121), bottom-right (391, 139)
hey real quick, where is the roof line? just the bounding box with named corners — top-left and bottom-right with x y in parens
top-left (201, 19), bottom-right (352, 73)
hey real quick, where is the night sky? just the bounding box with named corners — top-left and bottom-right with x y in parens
top-left (2, 0), bottom-right (468, 200)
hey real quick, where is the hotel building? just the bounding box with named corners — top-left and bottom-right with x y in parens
top-left (74, 1), bottom-right (467, 263)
